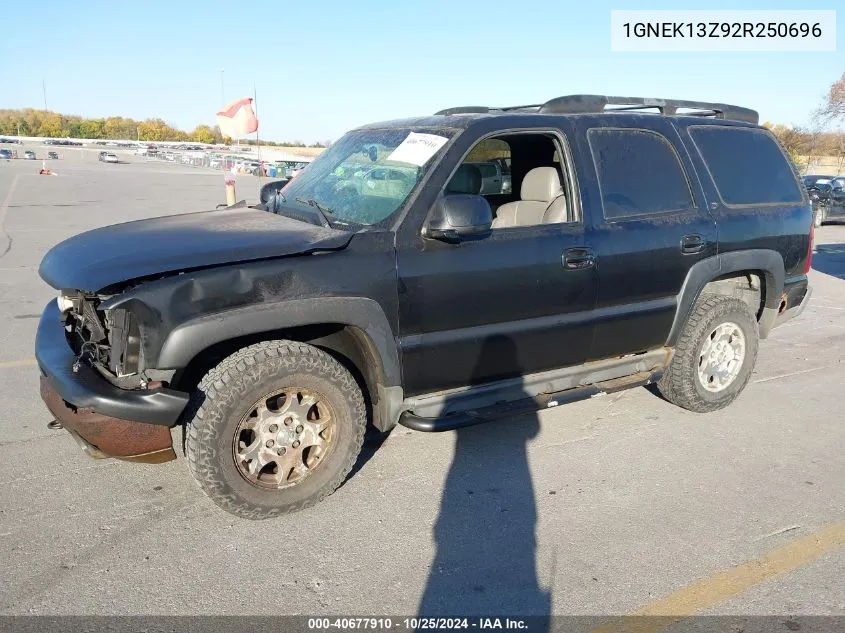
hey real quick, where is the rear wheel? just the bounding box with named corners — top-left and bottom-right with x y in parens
top-left (657, 295), bottom-right (759, 413)
top-left (185, 340), bottom-right (366, 519)
top-left (814, 205), bottom-right (825, 227)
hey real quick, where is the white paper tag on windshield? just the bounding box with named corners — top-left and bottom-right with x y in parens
top-left (386, 132), bottom-right (448, 166)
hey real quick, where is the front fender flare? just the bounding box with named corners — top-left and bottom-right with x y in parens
top-left (156, 296), bottom-right (401, 390)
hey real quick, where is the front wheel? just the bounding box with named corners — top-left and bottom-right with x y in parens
top-left (814, 205), bottom-right (825, 228)
top-left (657, 295), bottom-right (759, 413)
top-left (185, 340), bottom-right (366, 519)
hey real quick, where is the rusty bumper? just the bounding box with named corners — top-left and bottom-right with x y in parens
top-left (36, 299), bottom-right (188, 464)
top-left (40, 377), bottom-right (176, 463)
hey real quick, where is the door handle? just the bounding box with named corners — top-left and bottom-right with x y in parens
top-left (680, 234), bottom-right (705, 254)
top-left (563, 248), bottom-right (595, 269)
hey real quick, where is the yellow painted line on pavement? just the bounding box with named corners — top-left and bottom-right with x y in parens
top-left (592, 520), bottom-right (845, 633)
top-left (0, 359), bottom-right (37, 369)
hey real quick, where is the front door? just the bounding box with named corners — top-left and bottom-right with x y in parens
top-left (396, 223), bottom-right (598, 397)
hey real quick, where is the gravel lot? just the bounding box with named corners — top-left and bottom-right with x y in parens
top-left (1, 147), bottom-right (844, 620)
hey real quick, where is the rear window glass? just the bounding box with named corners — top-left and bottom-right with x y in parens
top-left (588, 128), bottom-right (694, 220)
top-left (689, 126), bottom-right (802, 205)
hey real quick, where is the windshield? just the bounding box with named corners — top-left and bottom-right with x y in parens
top-left (279, 127), bottom-right (454, 226)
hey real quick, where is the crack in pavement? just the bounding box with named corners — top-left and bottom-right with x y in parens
top-left (0, 175), bottom-right (20, 259)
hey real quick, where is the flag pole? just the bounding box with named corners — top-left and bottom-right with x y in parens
top-left (254, 82), bottom-right (262, 181)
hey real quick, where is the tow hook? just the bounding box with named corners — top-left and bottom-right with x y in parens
top-left (47, 419), bottom-right (63, 431)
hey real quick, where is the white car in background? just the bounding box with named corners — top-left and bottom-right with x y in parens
top-left (102, 153), bottom-right (119, 163)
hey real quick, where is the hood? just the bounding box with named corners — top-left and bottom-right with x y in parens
top-left (39, 208), bottom-right (352, 292)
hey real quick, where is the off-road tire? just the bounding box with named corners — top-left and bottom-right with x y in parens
top-left (185, 340), bottom-right (366, 519)
top-left (814, 206), bottom-right (825, 228)
top-left (657, 295), bottom-right (759, 413)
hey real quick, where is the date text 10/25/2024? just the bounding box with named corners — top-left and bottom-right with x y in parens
top-left (307, 618), bottom-right (530, 630)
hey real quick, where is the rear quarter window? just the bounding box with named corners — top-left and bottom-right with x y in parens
top-left (689, 126), bottom-right (803, 206)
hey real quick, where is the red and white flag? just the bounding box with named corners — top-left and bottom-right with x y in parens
top-left (216, 97), bottom-right (259, 139)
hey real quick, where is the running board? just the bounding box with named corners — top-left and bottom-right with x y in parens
top-left (399, 372), bottom-right (657, 433)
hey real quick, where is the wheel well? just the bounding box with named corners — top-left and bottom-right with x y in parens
top-left (701, 271), bottom-right (766, 320)
top-left (171, 323), bottom-right (388, 430)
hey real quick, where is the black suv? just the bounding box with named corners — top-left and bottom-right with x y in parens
top-left (36, 94), bottom-right (813, 519)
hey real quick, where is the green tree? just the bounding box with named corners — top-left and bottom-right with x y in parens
top-left (190, 124), bottom-right (216, 144)
top-left (79, 118), bottom-right (106, 139)
top-left (38, 113), bottom-right (63, 138)
top-left (137, 118), bottom-right (170, 141)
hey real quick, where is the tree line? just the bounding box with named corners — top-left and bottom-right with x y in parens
top-left (0, 108), bottom-right (330, 147)
top-left (763, 71), bottom-right (845, 173)
top-left (2, 73), bottom-right (841, 154)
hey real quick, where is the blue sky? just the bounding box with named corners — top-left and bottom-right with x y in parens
top-left (0, 0), bottom-right (841, 142)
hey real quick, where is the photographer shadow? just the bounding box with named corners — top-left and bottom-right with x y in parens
top-left (417, 335), bottom-right (551, 625)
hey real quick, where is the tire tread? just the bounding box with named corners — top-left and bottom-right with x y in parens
top-left (657, 294), bottom-right (758, 413)
top-left (184, 340), bottom-right (366, 519)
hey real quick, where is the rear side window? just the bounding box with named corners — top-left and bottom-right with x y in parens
top-left (588, 128), bottom-right (694, 220)
top-left (689, 126), bottom-right (802, 205)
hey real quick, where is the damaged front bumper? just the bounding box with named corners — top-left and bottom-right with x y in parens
top-left (35, 300), bottom-right (189, 462)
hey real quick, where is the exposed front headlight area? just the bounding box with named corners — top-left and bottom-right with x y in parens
top-left (58, 292), bottom-right (143, 383)
top-left (57, 293), bottom-right (75, 313)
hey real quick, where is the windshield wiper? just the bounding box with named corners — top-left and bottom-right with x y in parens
top-left (295, 197), bottom-right (334, 227)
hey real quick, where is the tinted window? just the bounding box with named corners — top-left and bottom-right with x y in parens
top-left (588, 129), bottom-right (694, 219)
top-left (690, 126), bottom-right (802, 205)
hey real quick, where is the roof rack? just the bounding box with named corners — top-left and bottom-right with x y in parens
top-left (434, 94), bottom-right (759, 124)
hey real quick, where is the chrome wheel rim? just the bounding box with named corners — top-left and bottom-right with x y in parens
top-left (233, 388), bottom-right (336, 490)
top-left (697, 322), bottom-right (746, 393)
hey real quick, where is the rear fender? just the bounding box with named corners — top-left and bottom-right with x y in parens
top-left (667, 250), bottom-right (785, 345)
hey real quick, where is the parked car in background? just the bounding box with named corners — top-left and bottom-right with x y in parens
top-left (823, 177), bottom-right (845, 223)
top-left (99, 151), bottom-right (118, 163)
top-left (47, 151), bottom-right (59, 160)
top-left (0, 149), bottom-right (12, 160)
top-left (355, 165), bottom-right (417, 198)
top-left (23, 150), bottom-right (36, 160)
top-left (803, 176), bottom-right (834, 227)
top-left (467, 160), bottom-right (508, 195)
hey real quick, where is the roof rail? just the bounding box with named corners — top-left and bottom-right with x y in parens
top-left (435, 94), bottom-right (759, 124)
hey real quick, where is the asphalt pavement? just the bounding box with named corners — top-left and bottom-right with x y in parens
top-left (0, 148), bottom-right (843, 620)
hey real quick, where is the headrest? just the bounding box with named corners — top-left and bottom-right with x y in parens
top-left (446, 164), bottom-right (482, 195)
top-left (521, 167), bottom-right (563, 203)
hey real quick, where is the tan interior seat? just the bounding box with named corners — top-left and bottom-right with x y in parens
top-left (492, 167), bottom-right (566, 228)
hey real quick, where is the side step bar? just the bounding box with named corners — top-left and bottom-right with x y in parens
top-left (399, 372), bottom-right (657, 432)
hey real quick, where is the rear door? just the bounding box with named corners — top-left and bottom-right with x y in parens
top-left (572, 116), bottom-right (717, 360)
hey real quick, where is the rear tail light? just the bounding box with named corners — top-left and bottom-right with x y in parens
top-left (804, 222), bottom-right (814, 274)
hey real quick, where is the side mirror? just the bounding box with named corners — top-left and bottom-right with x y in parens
top-left (424, 194), bottom-right (493, 243)
top-left (260, 178), bottom-right (291, 207)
